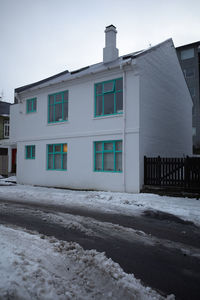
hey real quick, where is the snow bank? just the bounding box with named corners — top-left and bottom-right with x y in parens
top-left (0, 225), bottom-right (172, 300)
top-left (0, 183), bottom-right (199, 226)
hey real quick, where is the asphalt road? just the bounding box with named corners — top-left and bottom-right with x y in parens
top-left (0, 198), bottom-right (200, 300)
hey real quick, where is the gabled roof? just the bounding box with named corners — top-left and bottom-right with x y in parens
top-left (15, 38), bottom-right (173, 95)
top-left (0, 101), bottom-right (11, 116)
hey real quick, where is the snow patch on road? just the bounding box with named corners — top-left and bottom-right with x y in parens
top-left (0, 183), bottom-right (199, 226)
top-left (0, 225), bottom-right (172, 300)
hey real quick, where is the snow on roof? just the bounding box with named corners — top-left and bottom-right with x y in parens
top-left (15, 38), bottom-right (173, 94)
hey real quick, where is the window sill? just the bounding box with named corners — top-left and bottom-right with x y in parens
top-left (47, 121), bottom-right (68, 126)
top-left (93, 113), bottom-right (123, 120)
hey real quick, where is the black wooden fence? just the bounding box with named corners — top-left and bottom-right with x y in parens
top-left (144, 156), bottom-right (200, 190)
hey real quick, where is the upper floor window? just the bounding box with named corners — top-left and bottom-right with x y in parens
top-left (180, 48), bottom-right (194, 60)
top-left (95, 78), bottom-right (123, 117)
top-left (4, 120), bottom-right (9, 138)
top-left (27, 98), bottom-right (37, 113)
top-left (94, 140), bottom-right (122, 172)
top-left (47, 143), bottom-right (67, 170)
top-left (48, 90), bottom-right (68, 123)
top-left (25, 145), bottom-right (35, 159)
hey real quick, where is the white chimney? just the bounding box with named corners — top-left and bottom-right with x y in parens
top-left (103, 25), bottom-right (119, 63)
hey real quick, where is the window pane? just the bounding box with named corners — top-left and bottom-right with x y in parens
top-left (63, 91), bottom-right (68, 101)
top-left (104, 81), bottom-right (114, 93)
top-left (181, 48), bottom-right (194, 60)
top-left (55, 103), bottom-right (62, 121)
top-left (104, 93), bottom-right (114, 115)
top-left (116, 152), bottom-right (122, 171)
top-left (104, 152), bottom-right (114, 171)
top-left (48, 154), bottom-right (54, 169)
top-left (49, 95), bottom-right (54, 105)
top-left (189, 87), bottom-right (195, 97)
top-left (27, 101), bottom-right (32, 112)
top-left (63, 101), bottom-right (68, 120)
top-left (62, 153), bottom-right (67, 169)
top-left (54, 154), bottom-right (62, 169)
top-left (26, 146), bottom-right (31, 158)
top-left (116, 141), bottom-right (122, 151)
top-left (185, 68), bottom-right (195, 78)
top-left (63, 144), bottom-right (68, 152)
top-left (55, 93), bottom-right (62, 102)
top-left (96, 84), bottom-right (102, 95)
top-left (48, 145), bottom-right (53, 153)
top-left (95, 153), bottom-right (102, 171)
top-left (49, 106), bottom-right (54, 122)
top-left (116, 92), bottom-right (123, 113)
top-left (96, 95), bottom-right (102, 116)
top-left (55, 145), bottom-right (61, 152)
top-left (32, 146), bottom-right (35, 158)
top-left (104, 142), bottom-right (113, 151)
top-left (33, 99), bottom-right (37, 111)
top-left (95, 142), bottom-right (102, 152)
top-left (116, 79), bottom-right (123, 91)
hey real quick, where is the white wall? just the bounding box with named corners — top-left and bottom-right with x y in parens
top-left (139, 40), bottom-right (193, 189)
top-left (13, 67), bottom-right (140, 192)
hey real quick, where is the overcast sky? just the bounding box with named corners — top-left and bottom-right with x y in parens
top-left (1, 0), bottom-right (200, 103)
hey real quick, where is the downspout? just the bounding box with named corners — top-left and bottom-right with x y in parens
top-left (123, 70), bottom-right (126, 192)
top-left (120, 58), bottom-right (132, 192)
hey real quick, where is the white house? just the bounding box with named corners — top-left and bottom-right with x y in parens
top-left (10, 25), bottom-right (192, 193)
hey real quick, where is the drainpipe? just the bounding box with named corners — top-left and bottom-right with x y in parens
top-left (123, 70), bottom-right (126, 192)
top-left (120, 58), bottom-right (132, 192)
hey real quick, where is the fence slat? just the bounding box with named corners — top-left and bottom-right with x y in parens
top-left (144, 156), bottom-right (200, 191)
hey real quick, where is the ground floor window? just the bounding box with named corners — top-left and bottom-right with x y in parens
top-left (25, 145), bottom-right (35, 159)
top-left (47, 143), bottom-right (67, 170)
top-left (94, 140), bottom-right (122, 172)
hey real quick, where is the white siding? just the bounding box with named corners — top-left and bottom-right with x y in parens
top-left (12, 68), bottom-right (140, 192)
top-left (139, 40), bottom-right (193, 189)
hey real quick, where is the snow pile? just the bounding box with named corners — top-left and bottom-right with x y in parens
top-left (0, 175), bottom-right (16, 185)
top-left (0, 183), bottom-right (200, 226)
top-left (0, 225), bottom-right (172, 300)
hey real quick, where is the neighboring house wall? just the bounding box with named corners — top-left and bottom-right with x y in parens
top-left (176, 43), bottom-right (200, 151)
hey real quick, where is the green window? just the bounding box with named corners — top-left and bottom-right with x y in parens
top-left (27, 98), bottom-right (37, 113)
top-left (48, 90), bottom-right (68, 123)
top-left (26, 145), bottom-right (35, 159)
top-left (47, 143), bottom-right (67, 170)
top-left (94, 140), bottom-right (122, 172)
top-left (95, 78), bottom-right (123, 117)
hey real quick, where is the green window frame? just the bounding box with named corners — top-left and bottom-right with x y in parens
top-left (26, 98), bottom-right (37, 113)
top-left (47, 143), bottom-right (67, 170)
top-left (48, 90), bottom-right (68, 123)
top-left (94, 140), bottom-right (122, 172)
top-left (25, 145), bottom-right (35, 159)
top-left (94, 78), bottom-right (123, 117)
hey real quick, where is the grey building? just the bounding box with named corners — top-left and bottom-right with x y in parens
top-left (176, 42), bottom-right (200, 153)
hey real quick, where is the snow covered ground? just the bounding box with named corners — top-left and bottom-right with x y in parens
top-left (0, 224), bottom-right (173, 300)
top-left (0, 177), bottom-right (199, 226)
top-left (0, 178), bottom-right (199, 299)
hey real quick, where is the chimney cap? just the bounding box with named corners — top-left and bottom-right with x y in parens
top-left (106, 24), bottom-right (116, 29)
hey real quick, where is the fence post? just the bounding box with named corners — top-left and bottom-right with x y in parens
top-left (144, 156), bottom-right (147, 185)
top-left (184, 156), bottom-right (190, 190)
top-left (157, 156), bottom-right (161, 186)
